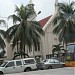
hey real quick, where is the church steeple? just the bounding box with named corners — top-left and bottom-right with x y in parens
top-left (55, 0), bottom-right (59, 11)
top-left (27, 0), bottom-right (36, 21)
top-left (27, 0), bottom-right (34, 8)
top-left (29, 0), bottom-right (33, 5)
top-left (55, 0), bottom-right (58, 6)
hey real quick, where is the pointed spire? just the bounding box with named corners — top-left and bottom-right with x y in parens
top-left (27, 0), bottom-right (36, 21)
top-left (55, 0), bottom-right (59, 11)
top-left (55, 0), bottom-right (58, 6)
top-left (29, 0), bottom-right (33, 5)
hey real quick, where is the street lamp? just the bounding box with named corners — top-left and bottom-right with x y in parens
top-left (30, 11), bottom-right (41, 58)
top-left (31, 11), bottom-right (41, 21)
top-left (37, 11), bottom-right (41, 15)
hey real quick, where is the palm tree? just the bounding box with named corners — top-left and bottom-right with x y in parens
top-left (52, 1), bottom-right (75, 46)
top-left (0, 19), bottom-right (6, 57)
top-left (52, 44), bottom-right (65, 57)
top-left (13, 51), bottom-right (29, 60)
top-left (0, 29), bottom-right (11, 57)
top-left (8, 4), bottom-right (44, 58)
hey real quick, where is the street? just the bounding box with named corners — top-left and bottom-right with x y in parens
top-left (5, 67), bottom-right (75, 75)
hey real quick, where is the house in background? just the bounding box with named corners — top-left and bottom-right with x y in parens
top-left (5, 0), bottom-right (59, 60)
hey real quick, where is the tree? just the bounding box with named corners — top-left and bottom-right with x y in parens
top-left (8, 4), bottom-right (44, 58)
top-left (0, 19), bottom-right (6, 57)
top-left (13, 51), bottom-right (29, 60)
top-left (0, 29), bottom-right (11, 58)
top-left (53, 1), bottom-right (75, 45)
top-left (52, 44), bottom-right (65, 57)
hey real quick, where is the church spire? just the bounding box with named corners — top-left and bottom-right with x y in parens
top-left (29, 0), bottom-right (33, 5)
top-left (55, 0), bottom-right (58, 6)
top-left (27, 0), bottom-right (34, 7)
top-left (55, 0), bottom-right (59, 11)
top-left (27, 0), bottom-right (36, 21)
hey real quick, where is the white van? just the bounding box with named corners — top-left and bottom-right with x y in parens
top-left (0, 58), bottom-right (37, 74)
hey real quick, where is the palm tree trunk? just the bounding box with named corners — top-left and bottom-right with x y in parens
top-left (17, 41), bottom-right (18, 52)
top-left (23, 26), bottom-right (26, 58)
top-left (63, 40), bottom-right (67, 61)
top-left (20, 36), bottom-right (23, 58)
top-left (24, 42), bottom-right (25, 58)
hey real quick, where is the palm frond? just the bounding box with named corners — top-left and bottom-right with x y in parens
top-left (0, 19), bottom-right (6, 26)
top-left (8, 14), bottom-right (21, 24)
top-left (0, 30), bottom-right (7, 38)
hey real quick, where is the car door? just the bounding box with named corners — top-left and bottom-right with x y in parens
top-left (53, 59), bottom-right (61, 68)
top-left (49, 59), bottom-right (55, 68)
top-left (24, 59), bottom-right (37, 70)
top-left (15, 60), bottom-right (24, 73)
top-left (4, 61), bottom-right (16, 74)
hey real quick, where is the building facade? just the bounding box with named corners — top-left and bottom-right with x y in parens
top-left (5, 0), bottom-right (59, 60)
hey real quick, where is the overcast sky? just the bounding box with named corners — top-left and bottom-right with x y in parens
top-left (0, 0), bottom-right (74, 29)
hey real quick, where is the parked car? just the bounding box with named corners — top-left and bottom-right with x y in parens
top-left (42, 59), bottom-right (65, 69)
top-left (0, 58), bottom-right (37, 74)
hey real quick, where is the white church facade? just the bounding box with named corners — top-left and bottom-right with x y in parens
top-left (4, 0), bottom-right (59, 60)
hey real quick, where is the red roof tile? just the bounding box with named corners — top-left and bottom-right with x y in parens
top-left (39, 15), bottom-right (52, 28)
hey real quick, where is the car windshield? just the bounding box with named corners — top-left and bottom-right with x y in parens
top-left (1, 62), bottom-right (8, 67)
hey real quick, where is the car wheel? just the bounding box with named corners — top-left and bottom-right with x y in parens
top-left (48, 66), bottom-right (52, 69)
top-left (24, 67), bottom-right (31, 72)
top-left (0, 71), bottom-right (3, 74)
top-left (62, 64), bottom-right (64, 67)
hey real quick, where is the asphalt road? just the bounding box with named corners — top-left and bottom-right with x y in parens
top-left (5, 67), bottom-right (75, 75)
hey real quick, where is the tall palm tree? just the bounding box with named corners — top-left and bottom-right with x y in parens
top-left (53, 1), bottom-right (75, 45)
top-left (0, 38), bottom-right (6, 58)
top-left (0, 19), bottom-right (6, 57)
top-left (8, 4), bottom-right (44, 58)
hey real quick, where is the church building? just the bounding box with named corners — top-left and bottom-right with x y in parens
top-left (5, 0), bottom-right (59, 60)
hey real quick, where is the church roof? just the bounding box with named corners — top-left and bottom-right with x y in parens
top-left (39, 15), bottom-right (52, 28)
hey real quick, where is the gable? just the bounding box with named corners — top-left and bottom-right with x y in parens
top-left (39, 15), bottom-right (52, 28)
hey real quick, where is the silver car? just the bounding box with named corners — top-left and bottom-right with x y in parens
top-left (43, 59), bottom-right (65, 69)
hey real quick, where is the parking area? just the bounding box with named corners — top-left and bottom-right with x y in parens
top-left (6, 67), bottom-right (75, 75)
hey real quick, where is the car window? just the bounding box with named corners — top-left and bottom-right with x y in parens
top-left (24, 59), bottom-right (35, 64)
top-left (54, 59), bottom-right (59, 63)
top-left (5, 61), bottom-right (15, 67)
top-left (49, 59), bottom-right (55, 63)
top-left (16, 61), bottom-right (22, 66)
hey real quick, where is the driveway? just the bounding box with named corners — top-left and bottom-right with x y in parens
top-left (5, 67), bottom-right (75, 75)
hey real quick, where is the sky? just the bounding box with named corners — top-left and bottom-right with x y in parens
top-left (0, 0), bottom-right (74, 29)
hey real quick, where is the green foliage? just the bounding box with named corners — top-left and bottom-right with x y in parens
top-left (13, 51), bottom-right (29, 60)
top-left (8, 4), bottom-right (44, 56)
top-left (53, 1), bottom-right (75, 44)
top-left (0, 20), bottom-right (6, 57)
top-left (52, 44), bottom-right (65, 57)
